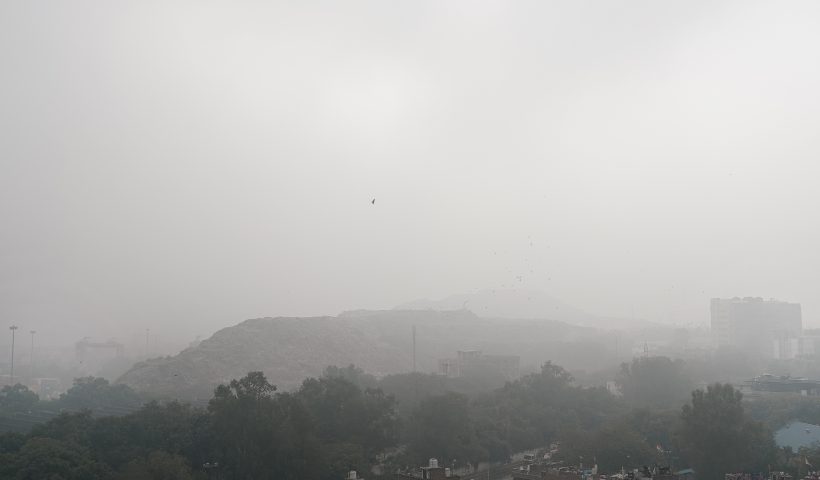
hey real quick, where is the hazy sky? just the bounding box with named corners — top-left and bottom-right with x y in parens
top-left (2, 1), bottom-right (820, 345)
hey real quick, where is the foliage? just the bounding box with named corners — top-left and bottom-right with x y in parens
top-left (322, 364), bottom-right (379, 390)
top-left (0, 384), bottom-right (39, 413)
top-left (675, 383), bottom-right (776, 480)
top-left (57, 377), bottom-right (143, 414)
top-left (0, 437), bottom-right (112, 480)
top-left (473, 362), bottom-right (621, 455)
top-left (558, 421), bottom-right (660, 473)
top-left (617, 356), bottom-right (693, 409)
top-left (407, 392), bottom-right (486, 466)
top-left (207, 371), bottom-right (320, 480)
top-left (0, 378), bottom-right (146, 435)
top-left (745, 395), bottom-right (820, 430)
top-left (299, 375), bottom-right (398, 456)
top-left (624, 408), bottom-right (679, 456)
top-left (379, 371), bottom-right (505, 419)
top-left (398, 362), bottom-right (625, 466)
top-left (116, 451), bottom-right (195, 480)
top-left (0, 363), bottom-right (789, 480)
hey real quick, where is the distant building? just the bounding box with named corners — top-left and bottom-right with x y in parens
top-left (437, 350), bottom-right (520, 381)
top-left (396, 458), bottom-right (460, 480)
top-left (710, 297), bottom-right (802, 357)
top-left (31, 377), bottom-right (62, 399)
top-left (743, 374), bottom-right (820, 396)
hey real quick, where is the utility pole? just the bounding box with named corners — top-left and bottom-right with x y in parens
top-left (412, 325), bottom-right (416, 372)
top-left (9, 325), bottom-right (18, 385)
top-left (29, 330), bottom-right (36, 382)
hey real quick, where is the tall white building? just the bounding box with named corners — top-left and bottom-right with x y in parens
top-left (710, 297), bottom-right (802, 357)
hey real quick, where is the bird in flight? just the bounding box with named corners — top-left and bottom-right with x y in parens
top-left (371, 198), bottom-right (375, 205)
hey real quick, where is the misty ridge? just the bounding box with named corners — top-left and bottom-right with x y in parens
top-left (3, 1), bottom-right (820, 480)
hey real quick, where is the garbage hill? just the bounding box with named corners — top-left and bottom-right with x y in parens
top-left (117, 309), bottom-right (614, 399)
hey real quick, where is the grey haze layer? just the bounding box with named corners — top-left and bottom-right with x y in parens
top-left (3, 1), bottom-right (820, 350)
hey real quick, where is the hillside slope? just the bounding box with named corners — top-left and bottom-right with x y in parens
top-left (398, 289), bottom-right (654, 329)
top-left (117, 309), bottom-right (614, 399)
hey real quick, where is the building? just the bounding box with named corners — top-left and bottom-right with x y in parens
top-left (710, 297), bottom-right (802, 357)
top-left (396, 459), bottom-right (460, 480)
top-left (742, 374), bottom-right (820, 396)
top-left (437, 350), bottom-right (520, 381)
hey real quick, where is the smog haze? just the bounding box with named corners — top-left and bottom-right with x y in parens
top-left (3, 1), bottom-right (820, 347)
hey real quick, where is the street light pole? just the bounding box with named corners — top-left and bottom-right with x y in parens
top-left (9, 325), bottom-right (18, 385)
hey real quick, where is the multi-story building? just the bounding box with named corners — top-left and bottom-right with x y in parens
top-left (710, 297), bottom-right (802, 357)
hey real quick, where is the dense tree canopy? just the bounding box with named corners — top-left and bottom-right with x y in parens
top-left (558, 422), bottom-right (660, 473)
top-left (407, 392), bottom-right (485, 467)
top-left (617, 356), bottom-right (693, 409)
top-left (0, 384), bottom-right (38, 413)
top-left (57, 377), bottom-right (143, 414)
top-left (675, 383), bottom-right (776, 480)
top-left (0, 364), bottom-right (791, 479)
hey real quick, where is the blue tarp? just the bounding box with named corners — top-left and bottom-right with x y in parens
top-left (775, 421), bottom-right (820, 451)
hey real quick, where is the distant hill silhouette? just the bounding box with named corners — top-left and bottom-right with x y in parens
top-left (397, 289), bottom-right (652, 329)
top-left (117, 308), bottom-right (623, 399)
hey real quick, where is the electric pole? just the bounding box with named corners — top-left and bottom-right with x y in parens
top-left (9, 325), bottom-right (18, 385)
top-left (412, 325), bottom-right (416, 372)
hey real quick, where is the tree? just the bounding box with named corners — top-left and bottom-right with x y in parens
top-left (675, 383), bottom-right (776, 480)
top-left (322, 364), bottom-right (378, 390)
top-left (208, 371), bottom-right (280, 479)
top-left (625, 408), bottom-right (679, 458)
top-left (116, 451), bottom-right (194, 480)
top-left (559, 422), bottom-right (659, 473)
top-left (472, 361), bottom-right (620, 454)
top-left (84, 401), bottom-right (208, 471)
top-left (0, 384), bottom-right (39, 413)
top-left (57, 377), bottom-right (142, 414)
top-left (407, 392), bottom-right (486, 467)
top-left (208, 371), bottom-right (322, 480)
top-left (0, 432), bottom-right (26, 454)
top-left (617, 357), bottom-right (693, 409)
top-left (2, 437), bottom-right (112, 480)
top-left (298, 376), bottom-right (398, 456)
top-left (30, 411), bottom-right (97, 446)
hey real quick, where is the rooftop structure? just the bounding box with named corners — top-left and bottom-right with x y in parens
top-left (744, 374), bottom-right (820, 396)
top-left (396, 458), bottom-right (460, 480)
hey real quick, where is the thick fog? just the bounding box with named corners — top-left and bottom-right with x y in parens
top-left (2, 1), bottom-right (820, 347)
